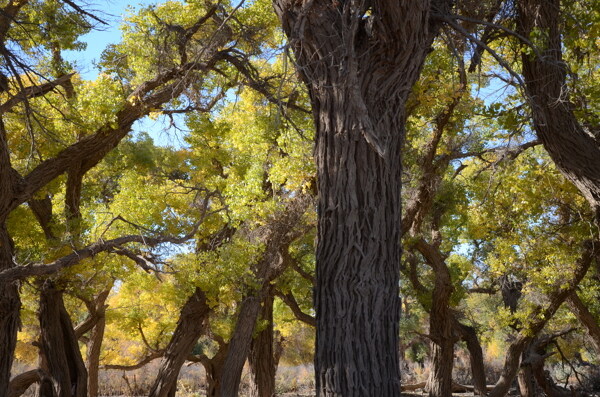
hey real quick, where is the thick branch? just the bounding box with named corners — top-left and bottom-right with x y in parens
top-left (0, 225), bottom-right (200, 282)
top-left (275, 290), bottom-right (315, 327)
top-left (0, 73), bottom-right (74, 114)
top-left (103, 351), bottom-right (163, 371)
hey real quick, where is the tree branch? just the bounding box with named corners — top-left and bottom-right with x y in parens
top-left (0, 73), bottom-right (75, 114)
top-left (275, 289), bottom-right (315, 327)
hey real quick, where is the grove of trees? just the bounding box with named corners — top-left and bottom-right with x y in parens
top-left (0, 0), bottom-right (598, 396)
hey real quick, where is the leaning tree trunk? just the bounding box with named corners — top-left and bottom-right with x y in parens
top-left (38, 282), bottom-right (88, 397)
top-left (248, 293), bottom-right (277, 397)
top-left (0, 222), bottom-right (20, 396)
top-left (455, 322), bottom-right (487, 396)
top-left (517, 0), bottom-right (600, 218)
top-left (567, 292), bottom-right (600, 354)
top-left (148, 287), bottom-right (211, 397)
top-left (272, 1), bottom-right (448, 394)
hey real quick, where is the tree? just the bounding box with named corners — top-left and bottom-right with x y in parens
top-left (271, 0), bottom-right (453, 393)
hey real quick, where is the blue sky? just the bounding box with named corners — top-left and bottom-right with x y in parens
top-left (64, 1), bottom-right (155, 79)
top-left (64, 1), bottom-right (187, 147)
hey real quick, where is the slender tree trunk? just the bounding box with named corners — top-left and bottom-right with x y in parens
top-left (220, 199), bottom-right (308, 397)
top-left (0, 222), bottom-right (20, 396)
top-left (220, 296), bottom-right (262, 397)
top-left (455, 322), bottom-right (487, 396)
top-left (426, 243), bottom-right (456, 397)
top-left (86, 289), bottom-right (111, 397)
top-left (272, 1), bottom-right (449, 394)
top-left (38, 282), bottom-right (88, 397)
top-left (249, 293), bottom-right (276, 397)
top-left (148, 287), bottom-right (211, 397)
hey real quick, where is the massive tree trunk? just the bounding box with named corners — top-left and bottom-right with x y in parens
top-left (148, 287), bottom-right (211, 397)
top-left (248, 293), bottom-right (277, 397)
top-left (38, 282), bottom-right (88, 397)
top-left (272, 1), bottom-right (449, 394)
top-left (517, 0), bottom-right (600, 217)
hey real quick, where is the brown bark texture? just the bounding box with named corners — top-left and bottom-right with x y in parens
top-left (0, 222), bottom-right (20, 395)
top-left (85, 289), bottom-right (111, 397)
top-left (567, 292), bottom-right (600, 354)
top-left (517, 342), bottom-right (536, 397)
top-left (38, 282), bottom-right (88, 397)
top-left (272, 0), bottom-right (450, 394)
top-left (248, 293), bottom-right (277, 397)
top-left (8, 370), bottom-right (41, 397)
top-left (517, 0), bottom-right (600, 216)
top-left (418, 240), bottom-right (457, 397)
top-left (202, 342), bottom-right (228, 397)
top-left (148, 287), bottom-right (211, 397)
top-left (455, 322), bottom-right (488, 396)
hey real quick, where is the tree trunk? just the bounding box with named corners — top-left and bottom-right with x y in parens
top-left (517, 0), bottom-right (600, 216)
top-left (203, 342), bottom-right (228, 397)
top-left (220, 199), bottom-right (309, 397)
top-left (148, 287), bottom-right (211, 397)
top-left (249, 294), bottom-right (276, 397)
top-left (86, 289), bottom-right (111, 397)
top-left (272, 1), bottom-right (449, 394)
top-left (427, 340), bottom-right (455, 397)
top-left (567, 292), bottom-right (600, 354)
top-left (220, 296), bottom-right (262, 397)
top-left (455, 322), bottom-right (487, 396)
top-left (425, 243), bottom-right (456, 397)
top-left (38, 282), bottom-right (88, 397)
top-left (517, 342), bottom-right (536, 397)
top-left (0, 222), bottom-right (20, 396)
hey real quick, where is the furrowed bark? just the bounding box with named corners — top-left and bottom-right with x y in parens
top-left (8, 370), bottom-right (41, 397)
top-left (0, 222), bottom-right (20, 395)
top-left (248, 293), bottom-right (277, 397)
top-left (455, 322), bottom-right (487, 396)
top-left (517, 0), bottom-right (600, 216)
top-left (38, 282), bottom-right (88, 397)
top-left (86, 289), bottom-right (111, 397)
top-left (567, 292), bottom-right (600, 354)
top-left (418, 240), bottom-right (457, 397)
top-left (148, 287), bottom-right (211, 397)
top-left (200, 342), bottom-right (228, 397)
top-left (272, 0), bottom-right (450, 393)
